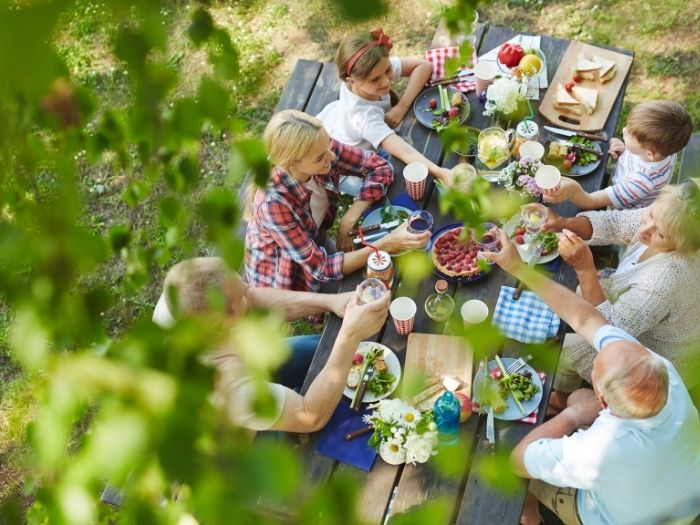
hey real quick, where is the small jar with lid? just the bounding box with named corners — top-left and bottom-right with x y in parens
top-left (367, 250), bottom-right (394, 289)
top-left (424, 279), bottom-right (455, 323)
top-left (512, 120), bottom-right (540, 159)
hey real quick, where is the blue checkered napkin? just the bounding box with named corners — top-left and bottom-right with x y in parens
top-left (492, 286), bottom-right (560, 344)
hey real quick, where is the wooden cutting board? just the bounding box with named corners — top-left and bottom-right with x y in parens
top-left (539, 41), bottom-right (633, 132)
top-left (404, 333), bottom-right (474, 398)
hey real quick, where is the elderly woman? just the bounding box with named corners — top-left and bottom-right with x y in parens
top-left (545, 181), bottom-right (700, 406)
top-left (245, 109), bottom-right (429, 293)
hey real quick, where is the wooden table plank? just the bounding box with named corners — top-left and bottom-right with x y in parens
top-left (274, 59), bottom-right (323, 112)
top-left (304, 62), bottom-right (341, 117)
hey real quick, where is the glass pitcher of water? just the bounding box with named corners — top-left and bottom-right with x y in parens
top-left (477, 126), bottom-right (514, 172)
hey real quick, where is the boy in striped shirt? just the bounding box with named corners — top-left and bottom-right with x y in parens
top-left (543, 100), bottom-right (692, 210)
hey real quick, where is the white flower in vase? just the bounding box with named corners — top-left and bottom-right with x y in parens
top-left (483, 76), bottom-right (528, 117)
top-left (404, 432), bottom-right (438, 465)
top-left (379, 438), bottom-right (406, 465)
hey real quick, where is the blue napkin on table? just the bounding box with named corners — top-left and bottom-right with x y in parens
top-left (316, 399), bottom-right (377, 471)
top-left (541, 257), bottom-right (561, 273)
top-left (362, 192), bottom-right (419, 219)
top-left (492, 285), bottom-right (560, 344)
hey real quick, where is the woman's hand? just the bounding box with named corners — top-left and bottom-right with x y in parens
top-left (385, 103), bottom-right (409, 128)
top-left (480, 228), bottom-right (525, 276)
top-left (337, 204), bottom-right (367, 252)
top-left (542, 206), bottom-right (565, 232)
top-left (377, 221), bottom-right (431, 253)
top-left (608, 137), bottom-right (625, 160)
top-left (558, 229), bottom-right (595, 273)
top-left (339, 288), bottom-right (391, 341)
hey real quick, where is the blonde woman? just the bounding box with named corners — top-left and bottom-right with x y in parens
top-left (545, 181), bottom-right (700, 407)
top-left (244, 109), bottom-right (429, 293)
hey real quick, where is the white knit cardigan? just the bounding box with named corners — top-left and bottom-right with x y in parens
top-left (563, 207), bottom-right (700, 387)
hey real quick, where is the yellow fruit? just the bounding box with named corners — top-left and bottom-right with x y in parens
top-left (529, 212), bottom-right (542, 222)
top-left (519, 54), bottom-right (542, 75)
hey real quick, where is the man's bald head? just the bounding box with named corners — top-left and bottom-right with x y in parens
top-left (592, 341), bottom-right (669, 419)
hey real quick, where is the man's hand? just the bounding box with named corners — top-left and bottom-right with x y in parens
top-left (558, 229), bottom-right (595, 273)
top-left (608, 137), bottom-right (625, 160)
top-left (385, 103), bottom-right (409, 129)
top-left (377, 222), bottom-right (431, 253)
top-left (328, 291), bottom-right (354, 318)
top-left (481, 228), bottom-right (525, 275)
top-left (542, 177), bottom-right (582, 205)
top-left (339, 289), bottom-right (391, 341)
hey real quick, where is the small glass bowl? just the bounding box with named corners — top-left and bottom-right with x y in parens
top-left (357, 278), bottom-right (387, 304)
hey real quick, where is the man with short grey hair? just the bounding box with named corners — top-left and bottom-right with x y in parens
top-left (484, 231), bottom-right (700, 525)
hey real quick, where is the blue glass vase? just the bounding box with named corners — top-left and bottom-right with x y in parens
top-left (434, 391), bottom-right (460, 445)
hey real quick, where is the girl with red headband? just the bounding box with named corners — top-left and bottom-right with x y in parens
top-left (317, 28), bottom-right (453, 195)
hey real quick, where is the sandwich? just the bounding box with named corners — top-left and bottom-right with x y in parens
top-left (574, 53), bottom-right (601, 80)
top-left (593, 55), bottom-right (617, 83)
top-left (571, 85), bottom-right (599, 115)
top-left (553, 84), bottom-right (583, 116)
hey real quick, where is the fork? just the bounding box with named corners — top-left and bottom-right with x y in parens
top-left (506, 354), bottom-right (533, 375)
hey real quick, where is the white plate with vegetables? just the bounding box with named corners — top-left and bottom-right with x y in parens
top-left (473, 357), bottom-right (543, 420)
top-left (344, 342), bottom-right (401, 404)
top-left (503, 214), bottom-right (560, 264)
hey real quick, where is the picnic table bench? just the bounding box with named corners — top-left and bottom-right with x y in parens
top-left (272, 22), bottom-right (633, 525)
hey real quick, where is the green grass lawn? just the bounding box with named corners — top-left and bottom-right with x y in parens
top-left (1, 0), bottom-right (697, 516)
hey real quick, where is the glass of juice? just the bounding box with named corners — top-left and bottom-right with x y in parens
top-left (407, 210), bottom-right (434, 234)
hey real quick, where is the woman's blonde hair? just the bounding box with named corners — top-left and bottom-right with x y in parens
top-left (263, 109), bottom-right (324, 172)
top-left (336, 32), bottom-right (391, 82)
top-left (244, 110), bottom-right (325, 219)
top-left (654, 183), bottom-right (700, 255)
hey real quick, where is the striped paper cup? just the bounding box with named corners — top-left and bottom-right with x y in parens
top-left (403, 162), bottom-right (428, 201)
top-left (390, 297), bottom-right (417, 336)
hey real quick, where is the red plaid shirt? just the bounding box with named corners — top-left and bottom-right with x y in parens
top-left (244, 140), bottom-right (393, 292)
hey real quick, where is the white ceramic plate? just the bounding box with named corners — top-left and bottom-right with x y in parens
top-left (473, 358), bottom-right (543, 420)
top-left (503, 214), bottom-right (559, 264)
top-left (343, 341), bottom-right (402, 404)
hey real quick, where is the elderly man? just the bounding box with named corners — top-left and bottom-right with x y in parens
top-left (484, 231), bottom-right (700, 525)
top-left (153, 257), bottom-right (389, 433)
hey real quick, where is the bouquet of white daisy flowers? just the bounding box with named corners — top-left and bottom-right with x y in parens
top-left (364, 398), bottom-right (438, 465)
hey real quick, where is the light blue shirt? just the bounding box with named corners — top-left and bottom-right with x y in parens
top-left (524, 325), bottom-right (700, 525)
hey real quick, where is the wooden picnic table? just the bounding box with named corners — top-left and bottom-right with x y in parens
top-left (274, 23), bottom-right (633, 524)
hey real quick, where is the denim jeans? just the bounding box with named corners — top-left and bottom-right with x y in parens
top-left (273, 334), bottom-right (322, 392)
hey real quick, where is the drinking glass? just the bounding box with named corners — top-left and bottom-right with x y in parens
top-left (520, 202), bottom-right (548, 240)
top-left (407, 210), bottom-right (434, 234)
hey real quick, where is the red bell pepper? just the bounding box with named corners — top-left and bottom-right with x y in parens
top-left (498, 43), bottom-right (525, 68)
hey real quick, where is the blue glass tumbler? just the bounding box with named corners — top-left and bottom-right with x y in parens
top-left (434, 390), bottom-right (460, 445)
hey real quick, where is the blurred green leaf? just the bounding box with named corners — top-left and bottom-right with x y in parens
top-left (188, 8), bottom-right (215, 46)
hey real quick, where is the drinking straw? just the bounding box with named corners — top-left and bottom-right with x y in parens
top-left (358, 226), bottom-right (382, 261)
top-left (523, 99), bottom-right (535, 133)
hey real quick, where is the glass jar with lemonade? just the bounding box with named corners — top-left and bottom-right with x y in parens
top-left (477, 127), bottom-right (513, 171)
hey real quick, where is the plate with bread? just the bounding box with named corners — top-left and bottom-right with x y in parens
top-left (539, 41), bottom-right (633, 132)
top-left (344, 342), bottom-right (401, 404)
top-left (542, 135), bottom-right (603, 177)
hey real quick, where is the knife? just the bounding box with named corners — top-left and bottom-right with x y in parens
top-left (554, 139), bottom-right (603, 157)
top-left (345, 425), bottom-right (373, 441)
top-left (486, 407), bottom-right (495, 448)
top-left (353, 229), bottom-right (390, 245)
top-left (352, 363), bottom-right (375, 412)
top-left (543, 125), bottom-right (608, 142)
top-left (347, 219), bottom-right (400, 237)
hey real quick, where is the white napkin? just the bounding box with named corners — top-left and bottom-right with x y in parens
top-left (477, 35), bottom-right (548, 100)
